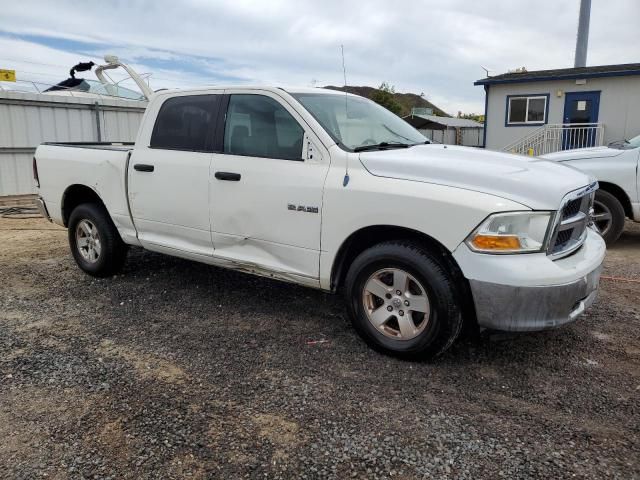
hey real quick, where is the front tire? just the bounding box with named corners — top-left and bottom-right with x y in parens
top-left (344, 241), bottom-right (463, 359)
top-left (593, 190), bottom-right (625, 245)
top-left (68, 203), bottom-right (127, 277)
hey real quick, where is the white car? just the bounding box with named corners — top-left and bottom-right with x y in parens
top-left (33, 86), bottom-right (605, 358)
top-left (542, 135), bottom-right (640, 244)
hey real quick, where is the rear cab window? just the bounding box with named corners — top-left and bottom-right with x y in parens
top-left (150, 95), bottom-right (221, 152)
top-left (223, 94), bottom-right (304, 160)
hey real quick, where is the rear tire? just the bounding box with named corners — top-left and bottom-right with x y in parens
top-left (344, 241), bottom-right (463, 359)
top-left (68, 203), bottom-right (127, 277)
top-left (593, 190), bottom-right (625, 245)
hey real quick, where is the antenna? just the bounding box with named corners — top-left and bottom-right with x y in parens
top-left (341, 45), bottom-right (350, 187)
top-left (480, 65), bottom-right (493, 77)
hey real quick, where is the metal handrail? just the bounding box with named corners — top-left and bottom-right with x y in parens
top-left (0, 78), bottom-right (147, 101)
top-left (504, 123), bottom-right (604, 156)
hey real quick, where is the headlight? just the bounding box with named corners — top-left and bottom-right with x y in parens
top-left (466, 211), bottom-right (553, 254)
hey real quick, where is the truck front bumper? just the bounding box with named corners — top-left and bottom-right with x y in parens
top-left (452, 228), bottom-right (606, 331)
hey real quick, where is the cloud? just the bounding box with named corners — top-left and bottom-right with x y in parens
top-left (0, 0), bottom-right (638, 113)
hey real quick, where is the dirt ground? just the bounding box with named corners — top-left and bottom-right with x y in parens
top-left (0, 216), bottom-right (638, 479)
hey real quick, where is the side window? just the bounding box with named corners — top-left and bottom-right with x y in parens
top-left (150, 95), bottom-right (219, 151)
top-left (224, 94), bottom-right (304, 160)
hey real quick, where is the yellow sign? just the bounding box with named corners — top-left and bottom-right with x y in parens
top-left (0, 69), bottom-right (16, 82)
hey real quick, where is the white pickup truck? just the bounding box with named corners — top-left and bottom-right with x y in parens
top-left (34, 86), bottom-right (606, 358)
top-left (542, 134), bottom-right (640, 245)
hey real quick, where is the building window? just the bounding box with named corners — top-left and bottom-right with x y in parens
top-left (506, 95), bottom-right (548, 125)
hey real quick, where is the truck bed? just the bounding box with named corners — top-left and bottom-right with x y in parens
top-left (35, 142), bottom-right (134, 234)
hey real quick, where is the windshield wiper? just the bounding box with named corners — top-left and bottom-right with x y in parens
top-left (353, 142), bottom-right (412, 152)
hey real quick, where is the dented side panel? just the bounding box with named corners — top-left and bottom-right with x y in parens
top-left (209, 88), bottom-right (330, 280)
top-left (210, 153), bottom-right (329, 280)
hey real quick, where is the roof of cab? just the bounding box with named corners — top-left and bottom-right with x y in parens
top-left (153, 85), bottom-right (357, 96)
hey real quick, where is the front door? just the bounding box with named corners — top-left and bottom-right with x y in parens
top-left (129, 94), bottom-right (221, 257)
top-left (209, 91), bottom-right (329, 281)
top-left (562, 91), bottom-right (601, 150)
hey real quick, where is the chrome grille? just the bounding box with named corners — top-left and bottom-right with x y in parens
top-left (548, 182), bottom-right (597, 258)
top-left (556, 228), bottom-right (574, 246)
top-left (562, 198), bottom-right (582, 219)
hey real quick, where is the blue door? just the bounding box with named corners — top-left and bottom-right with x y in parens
top-left (562, 91), bottom-right (601, 150)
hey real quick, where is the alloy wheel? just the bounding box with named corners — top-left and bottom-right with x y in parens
top-left (362, 268), bottom-right (431, 340)
top-left (75, 219), bottom-right (102, 263)
top-left (592, 199), bottom-right (613, 237)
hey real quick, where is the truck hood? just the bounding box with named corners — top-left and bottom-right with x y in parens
top-left (541, 146), bottom-right (624, 162)
top-left (359, 144), bottom-right (593, 210)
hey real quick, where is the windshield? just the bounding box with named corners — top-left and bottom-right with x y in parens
top-left (291, 92), bottom-right (427, 151)
top-left (83, 79), bottom-right (146, 100)
top-left (43, 78), bottom-right (145, 100)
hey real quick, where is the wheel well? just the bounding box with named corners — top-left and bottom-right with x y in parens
top-left (598, 182), bottom-right (632, 219)
top-left (61, 184), bottom-right (105, 227)
top-left (331, 225), bottom-right (478, 331)
top-left (332, 226), bottom-right (460, 288)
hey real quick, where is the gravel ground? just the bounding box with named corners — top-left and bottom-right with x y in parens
top-left (1, 216), bottom-right (639, 479)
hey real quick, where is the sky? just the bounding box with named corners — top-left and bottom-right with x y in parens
top-left (0, 0), bottom-right (638, 115)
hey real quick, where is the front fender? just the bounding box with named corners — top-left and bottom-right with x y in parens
top-left (318, 166), bottom-right (527, 290)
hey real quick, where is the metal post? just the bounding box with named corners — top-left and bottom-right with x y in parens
top-left (93, 101), bottom-right (102, 142)
top-left (574, 0), bottom-right (591, 68)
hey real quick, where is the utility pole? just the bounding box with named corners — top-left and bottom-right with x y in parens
top-left (574, 0), bottom-right (591, 68)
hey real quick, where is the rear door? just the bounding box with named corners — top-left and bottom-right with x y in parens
top-left (128, 94), bottom-right (220, 256)
top-left (209, 91), bottom-right (329, 281)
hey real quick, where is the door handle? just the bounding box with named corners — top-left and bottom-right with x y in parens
top-left (134, 164), bottom-right (154, 172)
top-left (215, 171), bottom-right (241, 181)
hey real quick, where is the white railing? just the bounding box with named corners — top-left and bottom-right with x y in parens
top-left (503, 123), bottom-right (604, 156)
top-left (0, 78), bottom-right (148, 101)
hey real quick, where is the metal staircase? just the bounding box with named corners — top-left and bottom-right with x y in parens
top-left (503, 123), bottom-right (604, 156)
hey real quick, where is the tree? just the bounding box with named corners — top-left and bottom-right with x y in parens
top-left (370, 82), bottom-right (402, 116)
top-left (457, 112), bottom-right (485, 123)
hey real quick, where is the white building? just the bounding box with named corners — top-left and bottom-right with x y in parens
top-left (475, 63), bottom-right (640, 155)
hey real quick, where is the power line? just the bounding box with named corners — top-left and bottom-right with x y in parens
top-left (0, 57), bottom-right (79, 69)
